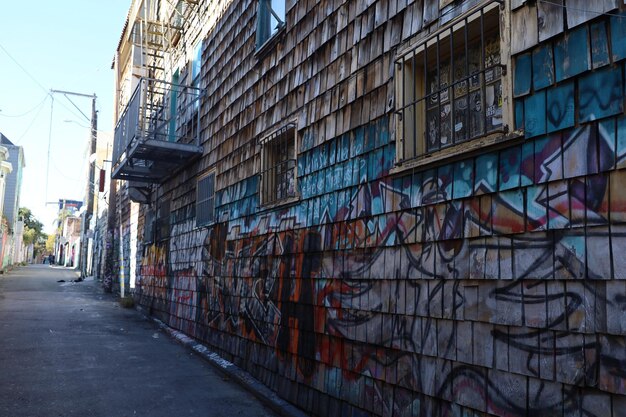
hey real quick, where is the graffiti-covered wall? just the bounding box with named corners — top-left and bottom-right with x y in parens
top-left (133, 1), bottom-right (626, 416)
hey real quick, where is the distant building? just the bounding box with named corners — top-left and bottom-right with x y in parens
top-left (0, 134), bottom-right (24, 230)
top-left (0, 133), bottom-right (22, 267)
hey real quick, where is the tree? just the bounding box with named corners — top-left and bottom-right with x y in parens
top-left (46, 234), bottom-right (55, 254)
top-left (18, 207), bottom-right (47, 259)
top-left (18, 207), bottom-right (44, 235)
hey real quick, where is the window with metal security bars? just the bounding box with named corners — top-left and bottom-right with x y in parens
top-left (395, 2), bottom-right (505, 163)
top-left (260, 123), bottom-right (297, 206)
top-left (196, 172), bottom-right (215, 226)
top-left (156, 199), bottom-right (170, 241)
top-left (143, 208), bottom-right (155, 244)
top-left (256, 0), bottom-right (285, 50)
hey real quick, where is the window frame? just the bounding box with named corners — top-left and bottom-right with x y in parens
top-left (143, 208), bottom-right (155, 244)
top-left (260, 122), bottom-right (299, 207)
top-left (394, 0), bottom-right (513, 168)
top-left (255, 0), bottom-right (286, 51)
top-left (196, 170), bottom-right (216, 227)
top-left (155, 199), bottom-right (171, 241)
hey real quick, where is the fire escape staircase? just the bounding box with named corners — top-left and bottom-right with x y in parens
top-left (112, 0), bottom-right (203, 203)
top-left (111, 77), bottom-right (204, 188)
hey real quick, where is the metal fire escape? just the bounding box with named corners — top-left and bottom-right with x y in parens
top-left (112, 0), bottom-right (203, 200)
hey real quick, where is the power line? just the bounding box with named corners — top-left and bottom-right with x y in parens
top-left (0, 94), bottom-right (49, 118)
top-left (15, 95), bottom-right (50, 144)
top-left (0, 42), bottom-right (49, 95)
top-left (0, 41), bottom-right (97, 124)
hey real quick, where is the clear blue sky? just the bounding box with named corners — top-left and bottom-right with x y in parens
top-left (0, 1), bottom-right (130, 233)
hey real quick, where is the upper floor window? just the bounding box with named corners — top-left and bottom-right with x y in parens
top-left (256, 0), bottom-right (285, 50)
top-left (191, 41), bottom-right (202, 88)
top-left (395, 2), bottom-right (505, 163)
top-left (191, 41), bottom-right (202, 111)
top-left (260, 123), bottom-right (297, 206)
top-left (156, 199), bottom-right (170, 241)
top-left (196, 171), bottom-right (215, 227)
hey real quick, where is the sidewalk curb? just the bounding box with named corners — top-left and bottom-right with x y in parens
top-left (135, 306), bottom-right (308, 417)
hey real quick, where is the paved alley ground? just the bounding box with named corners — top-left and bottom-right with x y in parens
top-left (0, 265), bottom-right (279, 417)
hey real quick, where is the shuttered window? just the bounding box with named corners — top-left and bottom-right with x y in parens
top-left (196, 171), bottom-right (215, 226)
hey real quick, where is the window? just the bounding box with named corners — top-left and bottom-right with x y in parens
top-left (191, 41), bottom-right (202, 89)
top-left (396, 2), bottom-right (504, 163)
top-left (260, 123), bottom-right (297, 206)
top-left (256, 0), bottom-right (285, 49)
top-left (196, 172), bottom-right (215, 226)
top-left (156, 199), bottom-right (170, 241)
top-left (143, 208), bottom-right (155, 243)
top-left (190, 41), bottom-right (202, 111)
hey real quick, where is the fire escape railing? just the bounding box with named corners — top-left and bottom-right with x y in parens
top-left (112, 77), bottom-right (204, 182)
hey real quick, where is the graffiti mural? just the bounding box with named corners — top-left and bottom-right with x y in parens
top-left (133, 9), bottom-right (626, 417)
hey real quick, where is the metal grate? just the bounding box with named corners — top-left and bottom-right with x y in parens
top-left (196, 172), bottom-right (215, 226)
top-left (261, 124), bottom-right (297, 205)
top-left (396, 1), bottom-right (504, 162)
top-left (112, 77), bottom-right (203, 168)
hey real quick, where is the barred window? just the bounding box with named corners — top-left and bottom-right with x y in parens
top-left (260, 123), bottom-right (297, 206)
top-left (143, 208), bottom-right (155, 244)
top-left (256, 0), bottom-right (285, 50)
top-left (396, 2), bottom-right (505, 162)
top-left (156, 199), bottom-right (170, 241)
top-left (196, 171), bottom-right (215, 226)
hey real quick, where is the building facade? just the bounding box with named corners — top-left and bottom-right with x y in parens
top-left (0, 133), bottom-right (23, 268)
top-left (110, 1), bottom-right (626, 416)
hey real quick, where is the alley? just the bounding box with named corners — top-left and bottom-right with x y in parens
top-left (0, 265), bottom-right (279, 417)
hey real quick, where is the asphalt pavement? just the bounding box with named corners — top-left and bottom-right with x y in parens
top-left (0, 264), bottom-right (280, 417)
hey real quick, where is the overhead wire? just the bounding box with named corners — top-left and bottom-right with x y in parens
top-left (0, 94), bottom-right (49, 118)
top-left (0, 42), bottom-right (49, 95)
top-left (0, 41), bottom-right (96, 124)
top-left (14, 95), bottom-right (50, 144)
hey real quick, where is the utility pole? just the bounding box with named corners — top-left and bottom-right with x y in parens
top-left (50, 90), bottom-right (97, 277)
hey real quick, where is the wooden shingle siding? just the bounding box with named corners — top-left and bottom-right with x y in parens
top-left (127, 1), bottom-right (626, 416)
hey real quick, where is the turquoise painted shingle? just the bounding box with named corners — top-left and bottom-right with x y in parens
top-left (610, 10), bottom-right (626, 62)
top-left (617, 116), bottom-right (626, 168)
top-left (438, 164), bottom-right (453, 200)
top-left (411, 171), bottom-right (422, 208)
top-left (598, 118), bottom-right (616, 172)
top-left (515, 99), bottom-right (524, 131)
top-left (524, 89), bottom-right (547, 138)
top-left (554, 25), bottom-right (590, 81)
top-left (514, 52), bottom-right (532, 97)
top-left (499, 146), bottom-right (521, 191)
top-left (339, 134), bottom-right (350, 161)
top-left (547, 81), bottom-right (575, 133)
top-left (453, 160), bottom-right (473, 199)
top-left (578, 65), bottom-right (624, 122)
top-left (532, 44), bottom-right (555, 90)
top-left (474, 153), bottom-right (498, 194)
top-left (590, 21), bottom-right (610, 69)
top-left (521, 142), bottom-right (534, 187)
top-left (383, 144), bottom-right (395, 173)
top-left (328, 138), bottom-right (337, 165)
